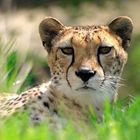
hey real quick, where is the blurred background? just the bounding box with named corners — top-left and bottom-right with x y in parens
top-left (0, 0), bottom-right (140, 97)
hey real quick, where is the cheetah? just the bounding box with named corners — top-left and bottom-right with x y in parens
top-left (0, 16), bottom-right (133, 127)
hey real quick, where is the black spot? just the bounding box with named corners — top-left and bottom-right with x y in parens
top-left (48, 97), bottom-right (54, 103)
top-left (114, 69), bottom-right (120, 75)
top-left (23, 105), bottom-right (27, 110)
top-left (33, 89), bottom-right (37, 92)
top-left (96, 107), bottom-right (100, 111)
top-left (118, 60), bottom-right (121, 65)
top-left (21, 93), bottom-right (27, 96)
top-left (40, 91), bottom-right (44, 95)
top-left (22, 100), bottom-right (26, 103)
top-left (15, 97), bottom-right (19, 100)
top-left (34, 93), bottom-right (38, 96)
top-left (75, 27), bottom-right (78, 30)
top-left (53, 76), bottom-right (57, 80)
top-left (28, 90), bottom-right (32, 92)
top-left (54, 80), bottom-right (59, 84)
top-left (94, 30), bottom-right (98, 33)
top-left (35, 117), bottom-right (40, 120)
top-left (72, 100), bottom-right (81, 108)
top-left (32, 107), bottom-right (36, 110)
top-left (14, 102), bottom-right (18, 105)
top-left (38, 96), bottom-right (42, 100)
top-left (53, 109), bottom-right (58, 114)
top-left (63, 95), bottom-right (68, 100)
top-left (43, 102), bottom-right (50, 109)
top-left (9, 102), bottom-right (13, 105)
top-left (49, 91), bottom-right (56, 97)
top-left (17, 98), bottom-right (22, 101)
top-left (32, 116), bottom-right (40, 121)
top-left (32, 100), bottom-right (36, 103)
top-left (39, 109), bottom-right (43, 113)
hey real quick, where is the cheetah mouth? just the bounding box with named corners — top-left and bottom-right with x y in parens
top-left (76, 86), bottom-right (96, 91)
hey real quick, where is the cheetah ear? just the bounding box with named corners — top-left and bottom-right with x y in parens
top-left (39, 17), bottom-right (64, 52)
top-left (108, 16), bottom-right (133, 50)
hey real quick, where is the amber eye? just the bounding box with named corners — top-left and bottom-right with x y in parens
top-left (60, 47), bottom-right (74, 55)
top-left (98, 46), bottom-right (112, 55)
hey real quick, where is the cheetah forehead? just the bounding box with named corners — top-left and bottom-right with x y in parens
top-left (52, 26), bottom-right (118, 50)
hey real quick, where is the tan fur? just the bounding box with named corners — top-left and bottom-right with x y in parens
top-left (0, 16), bottom-right (133, 127)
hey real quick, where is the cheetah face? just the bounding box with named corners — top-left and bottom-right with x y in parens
top-left (39, 17), bottom-right (133, 97)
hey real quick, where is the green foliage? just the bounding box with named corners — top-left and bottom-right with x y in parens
top-left (125, 35), bottom-right (140, 94)
top-left (0, 40), bottom-right (32, 93)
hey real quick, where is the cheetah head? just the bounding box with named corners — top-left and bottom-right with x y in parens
top-left (39, 17), bottom-right (133, 102)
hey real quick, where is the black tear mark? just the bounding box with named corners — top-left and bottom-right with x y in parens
top-left (55, 49), bottom-right (59, 63)
top-left (66, 37), bottom-right (75, 88)
top-left (97, 35), bottom-right (105, 77)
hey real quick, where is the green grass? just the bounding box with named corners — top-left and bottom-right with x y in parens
top-left (0, 40), bottom-right (32, 93)
top-left (0, 97), bottom-right (139, 140)
top-left (0, 39), bottom-right (140, 140)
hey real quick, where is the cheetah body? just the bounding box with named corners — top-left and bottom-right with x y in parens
top-left (0, 16), bottom-right (133, 127)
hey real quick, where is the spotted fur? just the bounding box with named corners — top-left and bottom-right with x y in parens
top-left (0, 16), bottom-right (133, 127)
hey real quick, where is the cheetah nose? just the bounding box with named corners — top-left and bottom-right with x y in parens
top-left (75, 69), bottom-right (96, 82)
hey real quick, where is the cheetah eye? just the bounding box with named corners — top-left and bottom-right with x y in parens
top-left (60, 47), bottom-right (74, 55)
top-left (98, 46), bottom-right (112, 55)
